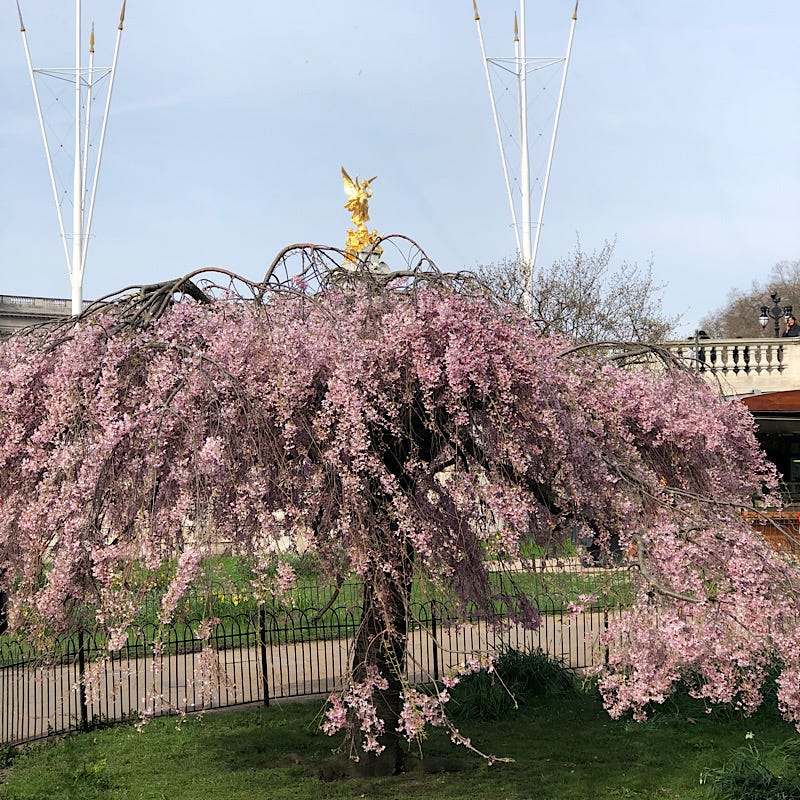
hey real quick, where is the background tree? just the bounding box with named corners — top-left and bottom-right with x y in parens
top-left (476, 238), bottom-right (679, 343)
top-left (0, 241), bottom-right (798, 777)
top-left (699, 258), bottom-right (800, 338)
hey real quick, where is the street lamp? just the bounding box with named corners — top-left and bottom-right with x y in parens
top-left (760, 292), bottom-right (793, 338)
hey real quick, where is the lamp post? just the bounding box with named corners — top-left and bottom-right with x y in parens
top-left (760, 292), bottom-right (792, 338)
top-left (692, 329), bottom-right (710, 371)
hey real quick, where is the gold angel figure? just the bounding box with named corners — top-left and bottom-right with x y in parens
top-left (342, 167), bottom-right (380, 260)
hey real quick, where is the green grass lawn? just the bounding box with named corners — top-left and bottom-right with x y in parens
top-left (2, 689), bottom-right (797, 800)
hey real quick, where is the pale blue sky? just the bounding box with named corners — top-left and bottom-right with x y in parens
top-left (1, 2), bottom-right (798, 334)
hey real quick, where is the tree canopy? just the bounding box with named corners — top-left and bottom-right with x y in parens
top-left (0, 242), bottom-right (797, 770)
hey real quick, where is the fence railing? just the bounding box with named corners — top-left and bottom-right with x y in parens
top-left (0, 589), bottom-right (622, 745)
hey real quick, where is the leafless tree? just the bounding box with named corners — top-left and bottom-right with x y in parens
top-left (477, 238), bottom-right (679, 344)
top-left (699, 259), bottom-right (800, 339)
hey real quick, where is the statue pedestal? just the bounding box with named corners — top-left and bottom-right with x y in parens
top-left (358, 245), bottom-right (389, 275)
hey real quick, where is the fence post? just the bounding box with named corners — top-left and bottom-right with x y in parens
top-left (259, 606), bottom-right (270, 707)
top-left (0, 567), bottom-right (7, 635)
top-left (77, 630), bottom-right (89, 731)
top-left (430, 600), bottom-right (439, 682)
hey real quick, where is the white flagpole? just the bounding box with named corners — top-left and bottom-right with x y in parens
top-left (517, 2), bottom-right (533, 284)
top-left (80, 23), bottom-right (95, 230)
top-left (81, 1), bottom-right (126, 276)
top-left (473, 0), bottom-right (520, 255)
top-left (71, 0), bottom-right (84, 315)
top-left (17, 2), bottom-right (71, 272)
top-left (18, 1), bottom-right (126, 314)
top-left (526, 0), bottom-right (579, 307)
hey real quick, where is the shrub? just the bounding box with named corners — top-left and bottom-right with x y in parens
top-left (447, 648), bottom-right (577, 721)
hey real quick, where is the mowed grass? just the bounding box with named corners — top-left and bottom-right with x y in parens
top-left (2, 690), bottom-right (797, 800)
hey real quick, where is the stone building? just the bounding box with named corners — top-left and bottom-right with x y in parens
top-left (0, 294), bottom-right (72, 338)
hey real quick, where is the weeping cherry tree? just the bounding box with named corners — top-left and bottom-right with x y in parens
top-left (0, 239), bottom-right (798, 774)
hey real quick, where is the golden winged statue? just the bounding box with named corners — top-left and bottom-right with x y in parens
top-left (341, 167), bottom-right (380, 261)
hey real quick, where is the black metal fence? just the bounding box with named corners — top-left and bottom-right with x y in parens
top-left (0, 587), bottom-right (621, 745)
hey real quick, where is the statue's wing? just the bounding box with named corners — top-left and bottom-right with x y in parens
top-left (341, 167), bottom-right (358, 200)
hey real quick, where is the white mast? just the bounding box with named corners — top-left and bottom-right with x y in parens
top-left (517, 5), bottom-right (532, 270)
top-left (473, 0), bottom-right (520, 255)
top-left (71, 0), bottom-right (83, 315)
top-left (473, 0), bottom-right (579, 313)
top-left (17, 1), bottom-right (71, 272)
top-left (18, 1), bottom-right (126, 316)
top-left (81, 3), bottom-right (126, 278)
top-left (526, 0), bottom-right (579, 309)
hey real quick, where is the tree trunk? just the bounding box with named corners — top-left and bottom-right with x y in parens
top-left (342, 422), bottom-right (424, 775)
top-left (346, 563), bottom-right (412, 776)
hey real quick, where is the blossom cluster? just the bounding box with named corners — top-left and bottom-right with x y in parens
top-left (396, 687), bottom-right (449, 740)
top-left (321, 666), bottom-right (390, 755)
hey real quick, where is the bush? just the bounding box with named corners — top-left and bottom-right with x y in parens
top-left (447, 648), bottom-right (577, 721)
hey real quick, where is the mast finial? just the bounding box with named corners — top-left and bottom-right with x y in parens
top-left (16, 0), bottom-right (25, 32)
top-left (118, 0), bottom-right (126, 31)
top-left (472, 0), bottom-right (479, 22)
top-left (89, 23), bottom-right (95, 53)
top-left (572, 0), bottom-right (579, 21)
top-left (513, 12), bottom-right (519, 42)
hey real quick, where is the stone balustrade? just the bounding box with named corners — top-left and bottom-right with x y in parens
top-left (668, 336), bottom-right (800, 398)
